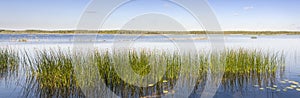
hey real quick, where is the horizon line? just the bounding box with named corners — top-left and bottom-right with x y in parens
top-left (1, 29), bottom-right (300, 32)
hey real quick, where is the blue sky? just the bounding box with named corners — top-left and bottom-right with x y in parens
top-left (0, 0), bottom-right (299, 31)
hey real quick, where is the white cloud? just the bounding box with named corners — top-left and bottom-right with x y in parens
top-left (243, 6), bottom-right (254, 11)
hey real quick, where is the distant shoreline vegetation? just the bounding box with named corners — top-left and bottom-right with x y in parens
top-left (0, 29), bottom-right (300, 35)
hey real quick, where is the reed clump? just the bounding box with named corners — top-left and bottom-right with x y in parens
top-left (24, 50), bottom-right (80, 97)
top-left (0, 48), bottom-right (18, 79)
top-left (18, 48), bottom-right (285, 97)
top-left (221, 49), bottom-right (285, 92)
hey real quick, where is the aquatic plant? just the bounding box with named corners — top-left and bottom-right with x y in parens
top-left (221, 49), bottom-right (285, 92)
top-left (0, 48), bottom-right (18, 79)
top-left (19, 48), bottom-right (285, 97)
top-left (23, 50), bottom-right (83, 98)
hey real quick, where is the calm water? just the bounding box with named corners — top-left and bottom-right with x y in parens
top-left (0, 34), bottom-right (300, 98)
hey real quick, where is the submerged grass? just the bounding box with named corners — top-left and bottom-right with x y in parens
top-left (0, 48), bottom-right (284, 97)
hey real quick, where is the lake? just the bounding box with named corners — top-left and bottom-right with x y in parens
top-left (0, 34), bottom-right (300, 98)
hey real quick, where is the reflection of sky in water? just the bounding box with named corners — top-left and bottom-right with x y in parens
top-left (0, 34), bottom-right (300, 97)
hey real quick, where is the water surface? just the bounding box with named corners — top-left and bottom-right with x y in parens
top-left (0, 34), bottom-right (300, 98)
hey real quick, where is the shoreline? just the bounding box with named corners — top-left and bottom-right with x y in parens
top-left (1, 30), bottom-right (300, 35)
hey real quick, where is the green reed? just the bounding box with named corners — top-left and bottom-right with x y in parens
top-left (221, 49), bottom-right (285, 92)
top-left (23, 50), bottom-right (81, 98)
top-left (0, 48), bottom-right (18, 79)
top-left (18, 48), bottom-right (285, 97)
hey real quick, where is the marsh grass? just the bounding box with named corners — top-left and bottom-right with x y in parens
top-left (0, 48), bottom-right (18, 80)
top-left (15, 48), bottom-right (285, 97)
top-left (23, 50), bottom-right (82, 98)
top-left (220, 49), bottom-right (285, 92)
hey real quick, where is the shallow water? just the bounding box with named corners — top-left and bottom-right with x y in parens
top-left (0, 34), bottom-right (300, 98)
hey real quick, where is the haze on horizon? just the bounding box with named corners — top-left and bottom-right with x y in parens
top-left (0, 0), bottom-right (299, 31)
